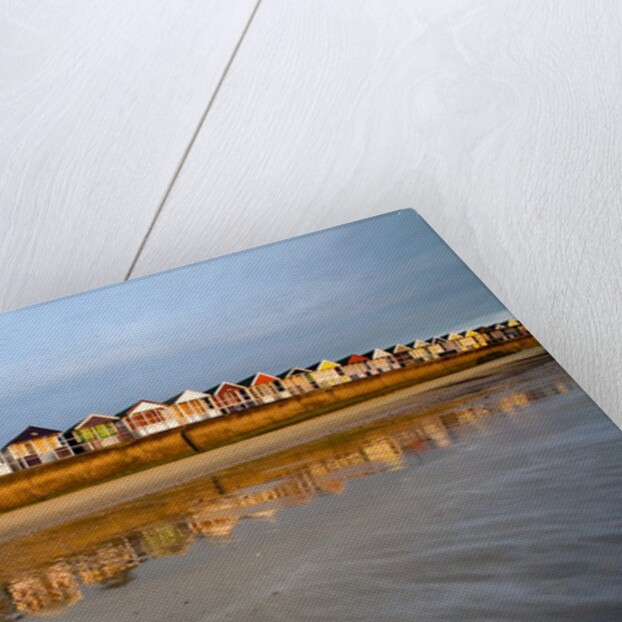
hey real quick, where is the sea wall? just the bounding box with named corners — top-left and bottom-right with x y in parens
top-left (0, 337), bottom-right (538, 513)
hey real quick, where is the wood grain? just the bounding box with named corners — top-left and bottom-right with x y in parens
top-left (0, 0), bottom-right (257, 310)
top-left (132, 0), bottom-right (622, 425)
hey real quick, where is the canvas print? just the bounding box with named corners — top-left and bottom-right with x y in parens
top-left (0, 209), bottom-right (619, 621)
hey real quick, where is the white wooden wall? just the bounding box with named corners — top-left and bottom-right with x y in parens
top-left (1, 1), bottom-right (620, 427)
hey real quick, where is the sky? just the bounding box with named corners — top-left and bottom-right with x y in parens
top-left (0, 210), bottom-right (510, 443)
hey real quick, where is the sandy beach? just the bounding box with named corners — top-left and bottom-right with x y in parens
top-left (0, 347), bottom-right (547, 542)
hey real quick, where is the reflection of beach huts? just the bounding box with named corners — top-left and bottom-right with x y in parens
top-left (118, 400), bottom-right (178, 437)
top-left (165, 390), bottom-right (221, 425)
top-left (64, 414), bottom-right (132, 453)
top-left (8, 563), bottom-right (82, 617)
top-left (362, 349), bottom-right (400, 373)
top-left (306, 360), bottom-right (349, 388)
top-left (277, 367), bottom-right (318, 395)
top-left (205, 382), bottom-right (256, 413)
top-left (188, 514), bottom-right (239, 539)
top-left (0, 590), bottom-right (16, 620)
top-left (135, 523), bottom-right (194, 559)
top-left (289, 473), bottom-right (320, 502)
top-left (1, 426), bottom-right (74, 470)
top-left (238, 373), bottom-right (291, 404)
top-left (391, 426), bottom-right (427, 452)
top-left (337, 354), bottom-right (371, 380)
top-left (240, 474), bottom-right (317, 512)
top-left (316, 449), bottom-right (368, 475)
top-left (74, 540), bottom-right (140, 587)
top-left (420, 417), bottom-right (452, 447)
top-left (498, 392), bottom-right (531, 413)
top-left (306, 458), bottom-right (347, 485)
top-left (269, 472), bottom-right (318, 505)
top-left (361, 436), bottom-right (404, 468)
top-left (460, 407), bottom-right (491, 426)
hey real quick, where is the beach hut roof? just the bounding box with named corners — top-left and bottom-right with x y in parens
top-left (277, 367), bottom-right (311, 379)
top-left (164, 390), bottom-right (210, 405)
top-left (307, 360), bottom-right (339, 371)
top-left (336, 354), bottom-right (368, 365)
top-left (362, 348), bottom-right (392, 359)
top-left (65, 414), bottom-right (120, 433)
top-left (116, 400), bottom-right (167, 417)
top-left (238, 373), bottom-right (280, 387)
top-left (428, 336), bottom-right (448, 344)
top-left (407, 340), bottom-right (429, 348)
top-left (3, 426), bottom-right (62, 448)
top-left (204, 381), bottom-right (246, 394)
top-left (385, 344), bottom-right (411, 354)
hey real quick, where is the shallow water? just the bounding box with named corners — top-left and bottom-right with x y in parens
top-left (1, 356), bottom-right (621, 621)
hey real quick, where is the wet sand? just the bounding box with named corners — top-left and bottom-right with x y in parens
top-left (0, 347), bottom-right (546, 541)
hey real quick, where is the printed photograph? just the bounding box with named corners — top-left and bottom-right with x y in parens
top-left (0, 210), bottom-right (620, 621)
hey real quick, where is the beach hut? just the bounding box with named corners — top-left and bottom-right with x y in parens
top-left (405, 340), bottom-right (434, 362)
top-left (307, 360), bottom-right (350, 388)
top-left (385, 344), bottom-right (418, 367)
top-left (510, 320), bottom-right (529, 337)
top-left (118, 400), bottom-right (179, 437)
top-left (64, 414), bottom-right (132, 453)
top-left (441, 333), bottom-right (465, 353)
top-left (165, 390), bottom-right (221, 424)
top-left (495, 323), bottom-right (513, 339)
top-left (1, 426), bottom-right (74, 470)
top-left (336, 354), bottom-right (371, 380)
top-left (238, 373), bottom-right (291, 404)
top-left (501, 319), bottom-right (524, 339)
top-left (278, 367), bottom-right (318, 395)
top-left (0, 453), bottom-right (13, 476)
top-left (452, 331), bottom-right (479, 351)
top-left (361, 349), bottom-right (401, 374)
top-left (466, 328), bottom-right (490, 347)
top-left (486, 323), bottom-right (508, 342)
top-left (205, 382), bottom-right (256, 414)
top-left (426, 336), bottom-right (451, 357)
